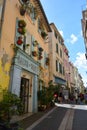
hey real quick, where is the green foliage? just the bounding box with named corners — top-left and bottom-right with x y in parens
top-left (38, 82), bottom-right (60, 107)
top-left (0, 90), bottom-right (23, 124)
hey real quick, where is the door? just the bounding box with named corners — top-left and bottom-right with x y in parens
top-left (20, 77), bottom-right (29, 113)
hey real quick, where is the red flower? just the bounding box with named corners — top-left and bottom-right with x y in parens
top-left (17, 37), bottom-right (23, 45)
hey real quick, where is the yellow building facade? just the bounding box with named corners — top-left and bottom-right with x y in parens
top-left (0, 0), bottom-right (51, 113)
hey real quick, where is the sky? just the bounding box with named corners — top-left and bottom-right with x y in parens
top-left (40, 0), bottom-right (87, 87)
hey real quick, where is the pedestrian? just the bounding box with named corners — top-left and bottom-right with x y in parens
top-left (58, 91), bottom-right (63, 103)
top-left (74, 90), bottom-right (78, 104)
top-left (84, 92), bottom-right (87, 104)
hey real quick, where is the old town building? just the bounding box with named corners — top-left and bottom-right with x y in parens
top-left (81, 6), bottom-right (87, 59)
top-left (0, 0), bottom-right (85, 116)
top-left (48, 23), bottom-right (66, 87)
top-left (0, 0), bottom-right (51, 113)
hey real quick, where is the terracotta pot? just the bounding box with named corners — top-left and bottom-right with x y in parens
top-left (20, 7), bottom-right (26, 16)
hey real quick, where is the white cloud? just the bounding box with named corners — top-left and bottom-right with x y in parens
top-left (59, 30), bottom-right (64, 37)
top-left (66, 34), bottom-right (78, 44)
top-left (74, 52), bottom-right (87, 86)
top-left (74, 52), bottom-right (87, 69)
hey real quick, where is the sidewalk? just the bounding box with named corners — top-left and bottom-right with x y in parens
top-left (18, 106), bottom-right (55, 130)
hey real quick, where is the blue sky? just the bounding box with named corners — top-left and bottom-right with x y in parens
top-left (40, 0), bottom-right (87, 87)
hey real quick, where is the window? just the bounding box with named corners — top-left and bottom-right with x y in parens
top-left (56, 43), bottom-right (58, 53)
top-left (0, 0), bottom-right (3, 21)
top-left (60, 49), bottom-right (62, 58)
top-left (54, 31), bottom-right (57, 39)
top-left (56, 60), bottom-right (58, 71)
top-left (0, 0), bottom-right (4, 35)
top-left (59, 63), bottom-right (62, 74)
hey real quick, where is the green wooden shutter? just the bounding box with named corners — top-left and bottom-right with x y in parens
top-left (31, 35), bottom-right (35, 57)
top-left (25, 32), bottom-right (31, 55)
top-left (15, 18), bottom-right (23, 50)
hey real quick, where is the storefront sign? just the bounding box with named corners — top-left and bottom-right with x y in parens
top-left (14, 50), bottom-right (39, 75)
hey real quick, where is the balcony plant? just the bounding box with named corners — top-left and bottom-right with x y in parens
top-left (20, 5), bottom-right (26, 16)
top-left (18, 20), bottom-right (26, 28)
top-left (18, 27), bottom-right (26, 35)
top-left (32, 51), bottom-right (37, 57)
top-left (17, 36), bottom-right (23, 45)
top-left (38, 47), bottom-right (43, 52)
top-left (33, 40), bottom-right (38, 47)
top-left (46, 57), bottom-right (49, 65)
top-left (21, 0), bottom-right (29, 4)
top-left (38, 55), bottom-right (43, 60)
top-left (0, 90), bottom-right (23, 130)
top-left (41, 31), bottom-right (48, 39)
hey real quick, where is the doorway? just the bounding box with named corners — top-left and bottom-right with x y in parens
top-left (20, 77), bottom-right (29, 113)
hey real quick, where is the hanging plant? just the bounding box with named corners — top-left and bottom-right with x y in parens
top-left (46, 57), bottom-right (49, 65)
top-left (20, 5), bottom-right (26, 16)
top-left (34, 7), bottom-right (38, 19)
top-left (17, 36), bottom-right (23, 45)
top-left (41, 31), bottom-right (48, 39)
top-left (18, 20), bottom-right (26, 28)
top-left (21, 0), bottom-right (30, 4)
top-left (33, 40), bottom-right (38, 47)
top-left (39, 55), bottom-right (43, 60)
top-left (18, 27), bottom-right (26, 35)
top-left (32, 51), bottom-right (37, 57)
top-left (39, 47), bottom-right (43, 52)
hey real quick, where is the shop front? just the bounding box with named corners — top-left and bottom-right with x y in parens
top-left (9, 48), bottom-right (39, 113)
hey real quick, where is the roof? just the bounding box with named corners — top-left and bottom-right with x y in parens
top-left (33, 0), bottom-right (52, 32)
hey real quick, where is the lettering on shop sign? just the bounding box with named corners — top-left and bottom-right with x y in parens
top-left (16, 55), bottom-right (38, 74)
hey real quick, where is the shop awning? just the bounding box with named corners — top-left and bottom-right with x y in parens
top-left (54, 76), bottom-right (66, 85)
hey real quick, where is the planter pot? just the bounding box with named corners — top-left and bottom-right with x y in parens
top-left (20, 7), bottom-right (26, 16)
top-left (18, 20), bottom-right (26, 28)
top-left (39, 56), bottom-right (43, 60)
top-left (17, 37), bottom-right (23, 45)
top-left (41, 31), bottom-right (47, 39)
top-left (18, 27), bottom-right (26, 35)
top-left (32, 51), bottom-right (37, 57)
top-left (22, 0), bottom-right (29, 4)
top-left (39, 47), bottom-right (43, 52)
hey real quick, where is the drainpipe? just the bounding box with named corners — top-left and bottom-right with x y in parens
top-left (0, 0), bottom-right (6, 41)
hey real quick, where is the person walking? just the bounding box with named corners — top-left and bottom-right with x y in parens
top-left (84, 92), bottom-right (87, 104)
top-left (74, 90), bottom-right (78, 104)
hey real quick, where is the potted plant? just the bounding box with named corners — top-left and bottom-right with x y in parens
top-left (18, 20), bottom-right (26, 28)
top-left (38, 55), bottom-right (43, 60)
top-left (32, 51), bottom-right (37, 57)
top-left (18, 27), bottom-right (26, 35)
top-left (17, 36), bottom-right (23, 45)
top-left (21, 0), bottom-right (29, 4)
top-left (41, 31), bottom-right (48, 39)
top-left (0, 90), bottom-right (23, 130)
top-left (38, 47), bottom-right (43, 52)
top-left (46, 57), bottom-right (49, 65)
top-left (33, 40), bottom-right (38, 47)
top-left (20, 5), bottom-right (26, 16)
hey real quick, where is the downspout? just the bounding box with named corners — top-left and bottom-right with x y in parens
top-left (0, 0), bottom-right (6, 42)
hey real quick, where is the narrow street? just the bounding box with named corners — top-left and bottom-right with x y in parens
top-left (25, 105), bottom-right (87, 130)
